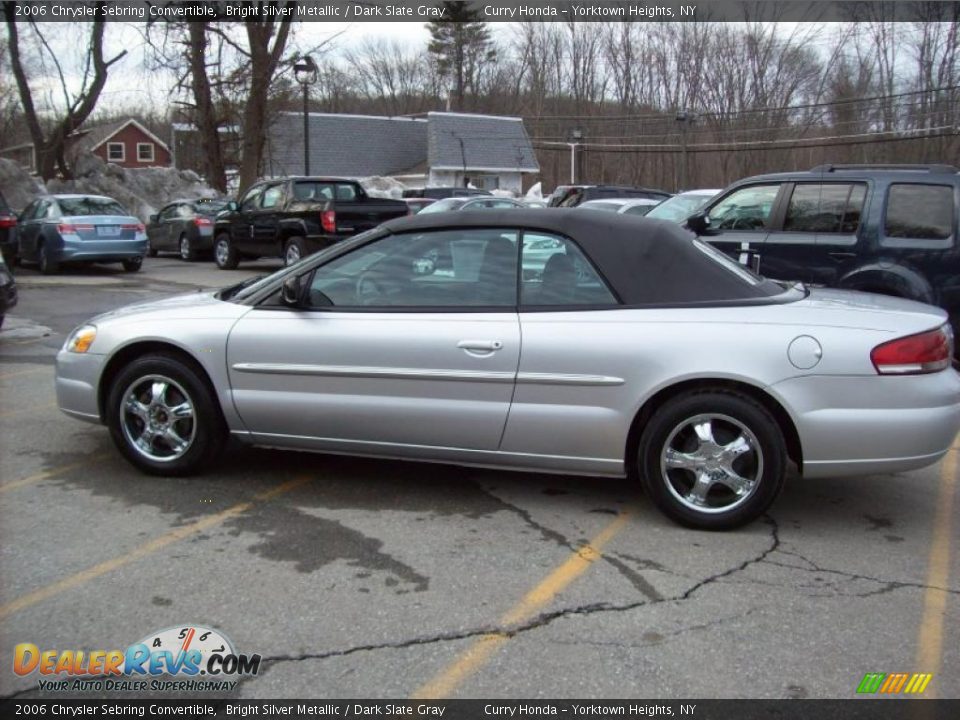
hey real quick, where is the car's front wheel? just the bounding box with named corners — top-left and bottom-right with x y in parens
top-left (637, 390), bottom-right (786, 530)
top-left (106, 354), bottom-right (226, 476)
top-left (214, 234), bottom-right (238, 270)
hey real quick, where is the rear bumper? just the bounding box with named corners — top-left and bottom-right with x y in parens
top-left (773, 371), bottom-right (960, 478)
top-left (55, 350), bottom-right (105, 423)
top-left (50, 235), bottom-right (148, 263)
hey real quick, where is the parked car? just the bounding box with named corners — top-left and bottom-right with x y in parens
top-left (548, 184), bottom-right (672, 208)
top-left (0, 252), bottom-right (17, 329)
top-left (521, 199), bottom-right (548, 209)
top-left (214, 177), bottom-right (409, 268)
top-left (418, 196), bottom-right (525, 214)
top-left (578, 198), bottom-right (663, 216)
top-left (687, 164), bottom-right (960, 346)
top-left (0, 191), bottom-right (18, 265)
top-left (402, 187), bottom-right (489, 200)
top-left (55, 210), bottom-right (960, 530)
top-left (147, 198), bottom-right (229, 261)
top-left (17, 194), bottom-right (146, 274)
top-left (645, 189), bottom-right (722, 223)
top-left (404, 198), bottom-right (436, 215)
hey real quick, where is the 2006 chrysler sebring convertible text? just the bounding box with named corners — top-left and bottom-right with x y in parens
top-left (55, 211), bottom-right (960, 529)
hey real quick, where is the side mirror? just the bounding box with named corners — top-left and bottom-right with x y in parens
top-left (281, 275), bottom-right (303, 307)
top-left (149, 214), bottom-right (158, 224)
top-left (686, 211), bottom-right (718, 236)
top-left (226, 200), bottom-right (238, 212)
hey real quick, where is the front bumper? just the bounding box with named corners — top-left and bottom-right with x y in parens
top-left (55, 350), bottom-right (105, 423)
top-left (773, 370), bottom-right (960, 478)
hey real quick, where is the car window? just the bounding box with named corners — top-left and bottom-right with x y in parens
top-left (57, 197), bottom-right (127, 216)
top-left (176, 204), bottom-right (195, 219)
top-left (520, 232), bottom-right (617, 307)
top-left (558, 190), bottom-right (583, 208)
top-left (885, 184), bottom-right (954, 240)
top-left (20, 201), bottom-right (37, 220)
top-left (784, 183), bottom-right (866, 233)
top-left (260, 185), bottom-right (284, 209)
top-left (239, 186), bottom-right (264, 212)
top-left (158, 205), bottom-right (178, 222)
top-left (305, 229), bottom-right (519, 309)
top-left (489, 200), bottom-right (518, 208)
top-left (708, 185), bottom-right (780, 231)
top-left (623, 204), bottom-right (654, 216)
top-left (647, 194), bottom-right (714, 222)
top-left (335, 184), bottom-right (358, 201)
top-left (419, 198), bottom-right (465, 214)
top-left (292, 182), bottom-right (338, 201)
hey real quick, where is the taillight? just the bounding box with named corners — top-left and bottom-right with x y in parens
top-left (321, 210), bottom-right (336, 234)
top-left (0, 215), bottom-right (16, 228)
top-left (121, 223), bottom-right (146, 233)
top-left (871, 325), bottom-right (953, 374)
top-left (194, 217), bottom-right (213, 228)
top-left (58, 223), bottom-right (94, 234)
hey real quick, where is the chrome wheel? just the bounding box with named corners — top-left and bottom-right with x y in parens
top-left (215, 239), bottom-right (229, 265)
top-left (120, 375), bottom-right (197, 463)
top-left (180, 235), bottom-right (191, 260)
top-left (660, 413), bottom-right (762, 514)
top-left (285, 243), bottom-right (301, 266)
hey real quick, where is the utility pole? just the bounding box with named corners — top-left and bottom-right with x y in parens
top-left (676, 110), bottom-right (692, 191)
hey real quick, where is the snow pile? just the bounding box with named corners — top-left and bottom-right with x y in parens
top-left (359, 176), bottom-right (406, 199)
top-left (47, 155), bottom-right (218, 221)
top-left (0, 159), bottom-right (47, 210)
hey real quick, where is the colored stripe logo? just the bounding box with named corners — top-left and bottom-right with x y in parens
top-left (857, 672), bottom-right (933, 694)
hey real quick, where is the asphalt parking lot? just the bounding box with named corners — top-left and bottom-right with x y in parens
top-left (0, 254), bottom-right (957, 700)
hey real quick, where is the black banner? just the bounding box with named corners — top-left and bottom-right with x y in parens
top-left (7, 0), bottom-right (960, 24)
top-left (1, 700), bottom-right (960, 719)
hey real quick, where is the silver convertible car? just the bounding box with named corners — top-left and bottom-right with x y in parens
top-left (55, 211), bottom-right (960, 529)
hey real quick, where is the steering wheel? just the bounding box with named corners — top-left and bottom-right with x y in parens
top-left (356, 272), bottom-right (387, 306)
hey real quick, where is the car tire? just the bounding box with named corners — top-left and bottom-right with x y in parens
top-left (214, 234), bottom-right (238, 270)
top-left (179, 234), bottom-right (196, 262)
top-left (122, 257), bottom-right (142, 272)
top-left (106, 353), bottom-right (227, 476)
top-left (284, 236), bottom-right (306, 266)
top-left (38, 242), bottom-right (59, 275)
top-left (637, 389), bottom-right (786, 530)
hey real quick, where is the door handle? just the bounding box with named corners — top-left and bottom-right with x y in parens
top-left (457, 340), bottom-right (503, 352)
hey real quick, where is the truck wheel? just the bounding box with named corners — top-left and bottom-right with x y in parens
top-left (284, 237), bottom-right (306, 266)
top-left (214, 234), bottom-right (239, 270)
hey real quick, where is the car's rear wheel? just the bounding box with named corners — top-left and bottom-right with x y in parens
top-left (106, 354), bottom-right (226, 476)
top-left (637, 390), bottom-right (786, 530)
top-left (284, 237), bottom-right (306, 266)
top-left (122, 257), bottom-right (142, 272)
top-left (38, 242), bottom-right (59, 275)
top-left (214, 234), bottom-right (238, 270)
top-left (179, 234), bottom-right (196, 262)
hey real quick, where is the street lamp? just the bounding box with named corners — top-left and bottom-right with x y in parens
top-left (567, 128), bottom-right (583, 184)
top-left (293, 55), bottom-right (319, 175)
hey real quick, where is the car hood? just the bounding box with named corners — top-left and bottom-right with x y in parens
top-left (89, 290), bottom-right (251, 326)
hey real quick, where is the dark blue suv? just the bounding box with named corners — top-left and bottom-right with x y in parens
top-left (692, 164), bottom-right (960, 340)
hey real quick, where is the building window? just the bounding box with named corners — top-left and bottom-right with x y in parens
top-left (466, 174), bottom-right (500, 191)
top-left (107, 142), bottom-right (124, 162)
top-left (137, 143), bottom-right (155, 163)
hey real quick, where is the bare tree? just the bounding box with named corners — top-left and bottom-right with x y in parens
top-left (4, 2), bottom-right (126, 180)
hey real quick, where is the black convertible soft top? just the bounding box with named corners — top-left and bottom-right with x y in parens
top-left (381, 209), bottom-right (786, 306)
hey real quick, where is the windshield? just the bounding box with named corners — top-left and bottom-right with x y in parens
top-left (418, 198), bottom-right (467, 214)
top-left (692, 238), bottom-right (764, 285)
top-left (195, 199), bottom-right (228, 216)
top-left (58, 197), bottom-right (128, 217)
top-left (646, 194), bottom-right (716, 222)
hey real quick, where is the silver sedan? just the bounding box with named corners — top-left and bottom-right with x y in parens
top-left (55, 210), bottom-right (960, 529)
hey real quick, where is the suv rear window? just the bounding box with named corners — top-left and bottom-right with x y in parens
top-left (885, 184), bottom-right (954, 240)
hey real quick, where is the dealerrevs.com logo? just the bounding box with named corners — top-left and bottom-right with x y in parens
top-left (13, 625), bottom-right (260, 692)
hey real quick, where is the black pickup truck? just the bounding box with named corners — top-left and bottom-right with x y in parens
top-left (213, 177), bottom-right (409, 269)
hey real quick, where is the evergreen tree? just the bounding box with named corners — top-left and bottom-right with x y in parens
top-left (426, 2), bottom-right (496, 111)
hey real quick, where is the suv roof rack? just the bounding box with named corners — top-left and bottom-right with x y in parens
top-left (810, 163), bottom-right (959, 174)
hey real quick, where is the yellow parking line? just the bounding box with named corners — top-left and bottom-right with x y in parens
top-left (0, 401), bottom-right (56, 419)
top-left (0, 366), bottom-right (50, 381)
top-left (0, 475), bottom-right (311, 621)
top-left (412, 511), bottom-right (631, 699)
top-left (0, 453), bottom-right (110, 494)
top-left (914, 435), bottom-right (959, 698)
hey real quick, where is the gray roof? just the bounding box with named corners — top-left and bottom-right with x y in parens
top-left (427, 112), bottom-right (539, 173)
top-left (267, 113), bottom-right (427, 177)
top-left (266, 111), bottom-right (539, 178)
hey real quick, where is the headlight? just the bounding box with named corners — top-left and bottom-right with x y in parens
top-left (65, 325), bottom-right (97, 353)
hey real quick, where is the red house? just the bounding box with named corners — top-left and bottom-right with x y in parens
top-left (75, 118), bottom-right (172, 169)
